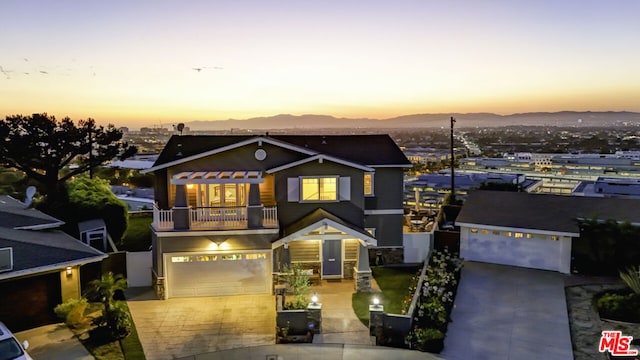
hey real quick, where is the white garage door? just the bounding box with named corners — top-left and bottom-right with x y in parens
top-left (462, 233), bottom-right (567, 272)
top-left (166, 251), bottom-right (270, 298)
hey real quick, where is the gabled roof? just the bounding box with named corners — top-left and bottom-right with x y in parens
top-left (0, 228), bottom-right (107, 280)
top-left (273, 208), bottom-right (377, 248)
top-left (0, 195), bottom-right (64, 230)
top-left (456, 190), bottom-right (640, 235)
top-left (143, 134), bottom-right (411, 173)
top-left (0, 196), bottom-right (106, 280)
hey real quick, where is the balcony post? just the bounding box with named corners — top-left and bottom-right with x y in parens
top-left (173, 184), bottom-right (189, 230)
top-left (247, 183), bottom-right (262, 228)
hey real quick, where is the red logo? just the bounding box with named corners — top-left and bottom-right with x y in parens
top-left (599, 331), bottom-right (638, 356)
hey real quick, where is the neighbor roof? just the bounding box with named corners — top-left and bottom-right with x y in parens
top-left (0, 196), bottom-right (106, 280)
top-left (0, 195), bottom-right (64, 230)
top-left (456, 190), bottom-right (640, 234)
top-left (145, 134), bottom-right (411, 172)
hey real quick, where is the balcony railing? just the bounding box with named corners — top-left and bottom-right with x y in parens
top-left (152, 204), bottom-right (278, 231)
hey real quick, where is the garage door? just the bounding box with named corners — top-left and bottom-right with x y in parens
top-left (0, 272), bottom-right (61, 331)
top-left (462, 234), bottom-right (565, 272)
top-left (166, 251), bottom-right (270, 298)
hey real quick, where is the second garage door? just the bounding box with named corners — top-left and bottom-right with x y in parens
top-left (166, 251), bottom-right (270, 298)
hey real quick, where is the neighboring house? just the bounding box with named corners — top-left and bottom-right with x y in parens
top-left (0, 195), bottom-right (107, 331)
top-left (455, 190), bottom-right (640, 273)
top-left (142, 134), bottom-right (411, 299)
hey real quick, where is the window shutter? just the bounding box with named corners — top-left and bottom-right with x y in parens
top-left (287, 178), bottom-right (299, 202)
top-left (339, 177), bottom-right (351, 201)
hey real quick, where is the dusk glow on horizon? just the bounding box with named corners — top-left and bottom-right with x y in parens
top-left (1, 0), bottom-right (639, 129)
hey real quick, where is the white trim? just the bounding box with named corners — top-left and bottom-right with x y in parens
top-left (272, 218), bottom-right (377, 249)
top-left (155, 228), bottom-right (280, 237)
top-left (13, 221), bottom-right (66, 230)
top-left (142, 136), bottom-right (318, 173)
top-left (170, 171), bottom-right (264, 185)
top-left (364, 209), bottom-right (404, 215)
top-left (455, 222), bottom-right (579, 237)
top-left (266, 154), bottom-right (374, 174)
top-left (0, 255), bottom-right (108, 281)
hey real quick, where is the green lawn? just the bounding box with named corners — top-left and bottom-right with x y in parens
top-left (352, 266), bottom-right (420, 326)
top-left (120, 215), bottom-right (152, 252)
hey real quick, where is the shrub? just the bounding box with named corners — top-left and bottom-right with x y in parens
top-left (54, 298), bottom-right (89, 329)
top-left (282, 263), bottom-right (310, 310)
top-left (619, 266), bottom-right (640, 294)
top-left (596, 290), bottom-right (640, 323)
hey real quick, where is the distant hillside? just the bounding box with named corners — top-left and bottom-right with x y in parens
top-left (184, 111), bottom-right (640, 131)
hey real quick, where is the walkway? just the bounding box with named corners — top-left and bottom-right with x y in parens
top-left (311, 279), bottom-right (377, 345)
top-left (441, 261), bottom-right (574, 360)
top-left (14, 323), bottom-right (93, 360)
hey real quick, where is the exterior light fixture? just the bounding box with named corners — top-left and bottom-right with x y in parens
top-left (66, 266), bottom-right (72, 276)
top-left (311, 294), bottom-right (318, 305)
top-left (372, 296), bottom-right (380, 307)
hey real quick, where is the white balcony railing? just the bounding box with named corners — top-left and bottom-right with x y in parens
top-left (153, 204), bottom-right (174, 230)
top-left (190, 207), bottom-right (248, 230)
top-left (262, 206), bottom-right (278, 228)
top-left (152, 205), bottom-right (278, 231)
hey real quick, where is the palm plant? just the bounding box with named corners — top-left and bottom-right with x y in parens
top-left (619, 265), bottom-right (640, 294)
top-left (85, 272), bottom-right (130, 339)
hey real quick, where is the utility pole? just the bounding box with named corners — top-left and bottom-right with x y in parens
top-left (88, 122), bottom-right (93, 179)
top-left (450, 116), bottom-right (456, 203)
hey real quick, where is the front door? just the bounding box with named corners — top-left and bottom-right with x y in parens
top-left (322, 240), bottom-right (342, 277)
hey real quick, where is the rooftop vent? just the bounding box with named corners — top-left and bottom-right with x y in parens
top-left (0, 247), bottom-right (13, 273)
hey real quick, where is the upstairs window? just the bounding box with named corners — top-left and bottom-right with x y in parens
top-left (302, 177), bottom-right (337, 201)
top-left (364, 173), bottom-right (374, 196)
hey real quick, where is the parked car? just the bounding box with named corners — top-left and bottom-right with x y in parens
top-left (0, 322), bottom-right (32, 360)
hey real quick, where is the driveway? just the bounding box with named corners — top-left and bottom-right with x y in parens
top-left (441, 261), bottom-right (573, 360)
top-left (125, 288), bottom-right (276, 360)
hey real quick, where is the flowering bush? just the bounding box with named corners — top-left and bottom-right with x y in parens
top-left (405, 248), bottom-right (463, 352)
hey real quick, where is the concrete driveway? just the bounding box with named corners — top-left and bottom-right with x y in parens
top-left (441, 261), bottom-right (573, 360)
top-left (125, 288), bottom-right (276, 360)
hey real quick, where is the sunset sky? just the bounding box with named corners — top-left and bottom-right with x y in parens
top-left (1, 0), bottom-right (639, 129)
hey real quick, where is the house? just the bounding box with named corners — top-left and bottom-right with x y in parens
top-left (142, 134), bottom-right (412, 299)
top-left (0, 195), bottom-right (107, 331)
top-left (455, 190), bottom-right (640, 273)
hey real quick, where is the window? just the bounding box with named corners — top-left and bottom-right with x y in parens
top-left (301, 177), bottom-right (337, 201)
top-left (245, 253), bottom-right (267, 260)
top-left (504, 231), bottom-right (513, 237)
top-left (481, 229), bottom-right (490, 235)
top-left (514, 232), bottom-right (524, 238)
top-left (526, 233), bottom-right (533, 239)
top-left (470, 228), bottom-right (478, 233)
top-left (221, 254), bottom-right (242, 260)
top-left (364, 173), bottom-right (374, 196)
top-left (550, 235), bottom-right (560, 241)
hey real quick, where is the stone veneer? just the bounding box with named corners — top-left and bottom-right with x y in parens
top-left (354, 267), bottom-right (372, 292)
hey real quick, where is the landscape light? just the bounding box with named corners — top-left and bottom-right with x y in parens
top-left (311, 294), bottom-right (318, 305)
top-left (373, 297), bottom-right (380, 306)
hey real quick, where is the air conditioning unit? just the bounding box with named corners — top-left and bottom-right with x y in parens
top-left (0, 247), bottom-right (12, 273)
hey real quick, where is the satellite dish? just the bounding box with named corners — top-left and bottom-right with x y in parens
top-left (176, 123), bottom-right (185, 135)
top-left (24, 186), bottom-right (36, 208)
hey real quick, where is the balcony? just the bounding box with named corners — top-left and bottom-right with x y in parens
top-left (153, 205), bottom-right (278, 231)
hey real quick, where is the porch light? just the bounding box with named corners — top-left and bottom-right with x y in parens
top-left (311, 294), bottom-right (318, 305)
top-left (186, 184), bottom-right (195, 189)
top-left (66, 266), bottom-right (72, 276)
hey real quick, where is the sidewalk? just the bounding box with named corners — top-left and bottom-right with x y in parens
top-left (15, 323), bottom-right (93, 360)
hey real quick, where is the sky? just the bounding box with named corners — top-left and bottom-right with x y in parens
top-left (1, 0), bottom-right (639, 129)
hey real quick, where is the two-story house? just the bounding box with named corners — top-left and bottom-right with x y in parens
top-left (142, 134), bottom-right (411, 299)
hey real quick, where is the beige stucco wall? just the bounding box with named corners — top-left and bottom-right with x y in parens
top-left (60, 266), bottom-right (81, 302)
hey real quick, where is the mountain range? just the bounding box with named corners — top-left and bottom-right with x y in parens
top-left (183, 111), bottom-right (640, 131)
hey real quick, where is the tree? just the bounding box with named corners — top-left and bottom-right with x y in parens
top-left (0, 113), bottom-right (137, 204)
top-left (65, 176), bottom-right (129, 243)
top-left (85, 272), bottom-right (131, 340)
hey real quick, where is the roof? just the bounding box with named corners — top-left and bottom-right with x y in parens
top-left (0, 195), bottom-right (64, 230)
top-left (146, 134), bottom-right (411, 172)
top-left (274, 208), bottom-right (377, 248)
top-left (456, 190), bottom-right (640, 234)
top-left (0, 196), bottom-right (106, 280)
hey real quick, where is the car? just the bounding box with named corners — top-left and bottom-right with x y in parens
top-left (0, 321), bottom-right (33, 360)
